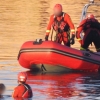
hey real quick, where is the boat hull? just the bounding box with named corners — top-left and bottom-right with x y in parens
top-left (18, 41), bottom-right (100, 72)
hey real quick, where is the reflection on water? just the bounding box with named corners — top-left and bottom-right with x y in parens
top-left (24, 71), bottom-right (100, 100)
top-left (1, 68), bottom-right (100, 100)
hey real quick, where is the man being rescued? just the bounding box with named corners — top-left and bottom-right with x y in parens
top-left (0, 83), bottom-right (6, 98)
top-left (76, 14), bottom-right (100, 52)
top-left (45, 4), bottom-right (75, 47)
top-left (12, 72), bottom-right (33, 99)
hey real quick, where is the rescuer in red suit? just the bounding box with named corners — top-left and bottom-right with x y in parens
top-left (12, 72), bottom-right (33, 99)
top-left (45, 4), bottom-right (75, 47)
top-left (76, 14), bottom-right (100, 52)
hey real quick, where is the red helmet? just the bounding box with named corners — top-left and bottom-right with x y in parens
top-left (86, 14), bottom-right (95, 19)
top-left (54, 4), bottom-right (62, 12)
top-left (18, 72), bottom-right (27, 82)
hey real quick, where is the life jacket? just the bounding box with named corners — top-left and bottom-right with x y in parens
top-left (83, 19), bottom-right (100, 31)
top-left (52, 12), bottom-right (70, 33)
top-left (21, 84), bottom-right (33, 98)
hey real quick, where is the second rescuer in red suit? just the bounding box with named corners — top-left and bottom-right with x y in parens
top-left (76, 14), bottom-right (100, 52)
top-left (45, 4), bottom-right (75, 47)
top-left (12, 72), bottom-right (33, 99)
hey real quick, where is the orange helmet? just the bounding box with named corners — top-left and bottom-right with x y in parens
top-left (18, 72), bottom-right (27, 82)
top-left (86, 14), bottom-right (95, 19)
top-left (54, 4), bottom-right (62, 12)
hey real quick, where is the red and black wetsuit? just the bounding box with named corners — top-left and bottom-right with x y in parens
top-left (12, 84), bottom-right (33, 98)
top-left (46, 12), bottom-right (75, 46)
top-left (76, 18), bottom-right (100, 52)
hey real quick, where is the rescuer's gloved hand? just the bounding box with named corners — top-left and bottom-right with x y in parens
top-left (70, 34), bottom-right (75, 45)
top-left (45, 35), bottom-right (49, 41)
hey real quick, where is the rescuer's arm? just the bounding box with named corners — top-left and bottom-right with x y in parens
top-left (45, 15), bottom-right (54, 41)
top-left (76, 19), bottom-right (86, 44)
top-left (65, 14), bottom-right (75, 45)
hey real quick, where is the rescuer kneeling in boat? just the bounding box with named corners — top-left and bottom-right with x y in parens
top-left (12, 72), bottom-right (33, 98)
top-left (76, 14), bottom-right (100, 52)
top-left (45, 4), bottom-right (75, 47)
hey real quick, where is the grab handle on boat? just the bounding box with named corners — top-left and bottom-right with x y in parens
top-left (33, 39), bottom-right (43, 45)
top-left (83, 52), bottom-right (91, 57)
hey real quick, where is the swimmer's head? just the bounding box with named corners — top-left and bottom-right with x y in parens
top-left (0, 83), bottom-right (6, 95)
top-left (18, 72), bottom-right (27, 84)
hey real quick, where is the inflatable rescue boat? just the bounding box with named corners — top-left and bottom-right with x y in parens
top-left (18, 40), bottom-right (100, 72)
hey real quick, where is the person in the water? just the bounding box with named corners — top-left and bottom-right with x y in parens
top-left (12, 72), bottom-right (33, 98)
top-left (0, 83), bottom-right (6, 98)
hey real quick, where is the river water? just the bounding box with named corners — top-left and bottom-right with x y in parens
top-left (0, 0), bottom-right (100, 100)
